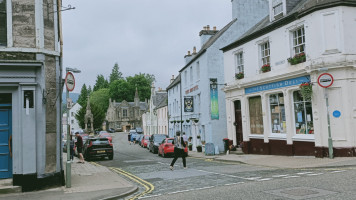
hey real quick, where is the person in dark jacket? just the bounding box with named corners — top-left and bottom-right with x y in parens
top-left (75, 132), bottom-right (84, 163)
top-left (170, 131), bottom-right (187, 170)
top-left (70, 135), bottom-right (75, 161)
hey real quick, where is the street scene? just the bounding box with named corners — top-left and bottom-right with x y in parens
top-left (1, 0), bottom-right (356, 200)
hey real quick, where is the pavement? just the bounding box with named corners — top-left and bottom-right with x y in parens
top-left (1, 150), bottom-right (356, 200)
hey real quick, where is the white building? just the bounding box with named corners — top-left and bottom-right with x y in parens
top-left (69, 103), bottom-right (81, 132)
top-left (155, 96), bottom-right (168, 135)
top-left (222, 0), bottom-right (356, 157)
top-left (167, 75), bottom-right (181, 137)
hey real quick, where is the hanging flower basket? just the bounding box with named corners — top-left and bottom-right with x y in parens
top-left (288, 52), bottom-right (306, 65)
top-left (197, 135), bottom-right (201, 139)
top-left (170, 121), bottom-right (173, 124)
top-left (193, 119), bottom-right (199, 123)
top-left (299, 82), bottom-right (313, 101)
top-left (235, 72), bottom-right (244, 80)
top-left (177, 120), bottom-right (181, 123)
top-left (173, 120), bottom-right (176, 123)
top-left (186, 119), bottom-right (190, 123)
top-left (261, 64), bottom-right (271, 73)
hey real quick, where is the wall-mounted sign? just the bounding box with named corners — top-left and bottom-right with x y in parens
top-left (184, 96), bottom-right (194, 112)
top-left (333, 110), bottom-right (341, 118)
top-left (185, 85), bottom-right (199, 94)
top-left (210, 78), bottom-right (219, 119)
top-left (317, 73), bottom-right (333, 88)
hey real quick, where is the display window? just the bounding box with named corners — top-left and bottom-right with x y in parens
top-left (248, 96), bottom-right (264, 134)
top-left (269, 93), bottom-right (286, 133)
top-left (293, 91), bottom-right (313, 134)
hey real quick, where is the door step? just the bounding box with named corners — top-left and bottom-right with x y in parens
top-left (0, 179), bottom-right (22, 194)
top-left (229, 148), bottom-right (244, 155)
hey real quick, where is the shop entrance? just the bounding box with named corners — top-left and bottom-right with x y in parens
top-left (0, 93), bottom-right (12, 179)
top-left (234, 100), bottom-right (243, 147)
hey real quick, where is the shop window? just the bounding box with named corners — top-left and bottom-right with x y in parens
top-left (249, 96), bottom-right (264, 134)
top-left (0, 0), bottom-right (7, 46)
top-left (293, 91), bottom-right (313, 134)
top-left (269, 93), bottom-right (286, 133)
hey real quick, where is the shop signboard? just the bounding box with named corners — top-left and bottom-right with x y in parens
top-left (184, 96), bottom-right (194, 112)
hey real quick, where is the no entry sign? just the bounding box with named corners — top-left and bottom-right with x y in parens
top-left (65, 72), bottom-right (75, 91)
top-left (317, 73), bottom-right (333, 88)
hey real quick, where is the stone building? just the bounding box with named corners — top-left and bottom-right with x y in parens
top-left (106, 89), bottom-right (148, 132)
top-left (222, 0), bottom-right (356, 157)
top-left (0, 0), bottom-right (63, 190)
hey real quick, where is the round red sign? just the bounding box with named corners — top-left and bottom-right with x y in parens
top-left (317, 73), bottom-right (333, 88)
top-left (65, 72), bottom-right (75, 92)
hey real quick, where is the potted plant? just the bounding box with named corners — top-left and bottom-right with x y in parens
top-left (197, 145), bottom-right (202, 152)
top-left (299, 82), bottom-right (313, 101)
top-left (180, 120), bottom-right (184, 123)
top-left (201, 140), bottom-right (206, 145)
top-left (170, 121), bottom-right (173, 124)
top-left (188, 143), bottom-right (192, 151)
top-left (288, 52), bottom-right (306, 65)
top-left (261, 64), bottom-right (271, 73)
top-left (235, 72), bottom-right (244, 80)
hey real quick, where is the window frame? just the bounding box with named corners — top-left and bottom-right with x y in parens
top-left (291, 90), bottom-right (314, 140)
top-left (0, 0), bottom-right (7, 46)
top-left (292, 26), bottom-right (306, 55)
top-left (268, 92), bottom-right (286, 135)
top-left (235, 51), bottom-right (244, 74)
top-left (260, 41), bottom-right (270, 66)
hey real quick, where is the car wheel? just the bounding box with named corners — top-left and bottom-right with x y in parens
top-left (108, 154), bottom-right (113, 160)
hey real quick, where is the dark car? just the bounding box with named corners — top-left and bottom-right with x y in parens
top-left (135, 127), bottom-right (143, 134)
top-left (83, 137), bottom-right (114, 161)
top-left (148, 134), bottom-right (168, 153)
top-left (107, 128), bottom-right (115, 133)
top-left (137, 134), bottom-right (144, 146)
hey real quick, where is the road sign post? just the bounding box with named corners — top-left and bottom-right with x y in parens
top-left (317, 73), bottom-right (334, 159)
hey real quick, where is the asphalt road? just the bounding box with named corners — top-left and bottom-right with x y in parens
top-left (96, 132), bottom-right (356, 200)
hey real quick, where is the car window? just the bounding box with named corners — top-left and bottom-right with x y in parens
top-left (161, 139), bottom-right (165, 144)
top-left (91, 139), bottom-right (109, 145)
top-left (154, 135), bottom-right (167, 141)
top-left (167, 139), bottom-right (174, 143)
top-left (144, 136), bottom-right (149, 139)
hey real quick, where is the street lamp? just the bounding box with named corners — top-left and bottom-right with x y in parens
top-left (65, 67), bottom-right (81, 188)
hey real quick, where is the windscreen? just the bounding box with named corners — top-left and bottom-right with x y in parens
top-left (92, 139), bottom-right (109, 145)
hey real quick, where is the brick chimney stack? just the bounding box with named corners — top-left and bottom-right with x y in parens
top-left (199, 25), bottom-right (219, 47)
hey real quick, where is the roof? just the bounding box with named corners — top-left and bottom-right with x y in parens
top-left (114, 102), bottom-right (148, 111)
top-left (152, 92), bottom-right (167, 107)
top-left (154, 95), bottom-right (168, 110)
top-left (166, 74), bottom-right (181, 90)
top-left (221, 0), bottom-right (356, 52)
top-left (179, 18), bottom-right (238, 73)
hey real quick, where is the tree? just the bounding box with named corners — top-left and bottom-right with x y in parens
top-left (90, 88), bottom-right (110, 113)
top-left (109, 63), bottom-right (123, 83)
top-left (93, 74), bottom-right (109, 91)
top-left (126, 73), bottom-right (153, 101)
top-left (88, 85), bottom-right (92, 96)
top-left (77, 84), bottom-right (88, 107)
top-left (109, 79), bottom-right (131, 102)
top-left (75, 102), bottom-right (106, 130)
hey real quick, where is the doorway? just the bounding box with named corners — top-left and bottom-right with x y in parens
top-left (0, 93), bottom-right (12, 178)
top-left (234, 100), bottom-right (242, 147)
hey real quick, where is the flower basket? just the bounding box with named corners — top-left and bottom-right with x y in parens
top-left (201, 141), bottom-right (206, 145)
top-left (193, 119), bottom-right (199, 123)
top-left (188, 144), bottom-right (192, 151)
top-left (261, 64), bottom-right (271, 73)
top-left (173, 120), bottom-right (176, 124)
top-left (180, 120), bottom-right (184, 123)
top-left (197, 135), bottom-right (201, 139)
top-left (186, 119), bottom-right (190, 123)
top-left (177, 120), bottom-right (181, 123)
top-left (196, 145), bottom-right (202, 152)
top-left (288, 52), bottom-right (306, 65)
top-left (235, 72), bottom-right (244, 80)
top-left (299, 82), bottom-right (313, 101)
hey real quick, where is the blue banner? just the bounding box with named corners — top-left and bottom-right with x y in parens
top-left (245, 76), bottom-right (310, 94)
top-left (210, 79), bottom-right (219, 119)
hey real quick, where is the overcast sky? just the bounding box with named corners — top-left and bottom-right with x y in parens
top-left (62, 0), bottom-right (232, 93)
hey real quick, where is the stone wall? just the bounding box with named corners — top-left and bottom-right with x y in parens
top-left (43, 0), bottom-right (55, 50)
top-left (12, 0), bottom-right (36, 48)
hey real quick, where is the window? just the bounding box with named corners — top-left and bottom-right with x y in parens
top-left (261, 41), bottom-right (270, 66)
top-left (190, 66), bottom-right (193, 83)
top-left (273, 0), bottom-right (283, 17)
top-left (123, 109), bottom-right (127, 117)
top-left (196, 62), bottom-right (200, 80)
top-left (184, 71), bottom-right (187, 85)
top-left (0, 0), bottom-right (6, 46)
top-left (269, 93), bottom-right (286, 133)
top-left (249, 96), bottom-right (264, 134)
top-left (293, 27), bottom-right (305, 54)
top-left (293, 91), bottom-right (313, 134)
top-left (236, 52), bottom-right (244, 73)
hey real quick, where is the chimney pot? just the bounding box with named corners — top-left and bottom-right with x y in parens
top-left (193, 46), bottom-right (196, 54)
top-left (207, 25), bottom-right (210, 30)
top-left (213, 26), bottom-right (216, 31)
top-left (188, 51), bottom-right (191, 55)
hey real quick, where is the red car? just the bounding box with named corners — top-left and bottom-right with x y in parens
top-left (141, 135), bottom-right (150, 148)
top-left (99, 132), bottom-right (112, 143)
top-left (158, 138), bottom-right (188, 157)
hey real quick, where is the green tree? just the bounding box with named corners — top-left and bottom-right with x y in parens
top-left (75, 102), bottom-right (106, 130)
top-left (126, 73), bottom-right (153, 101)
top-left (109, 79), bottom-right (131, 102)
top-left (109, 63), bottom-right (123, 83)
top-left (93, 74), bottom-right (109, 91)
top-left (88, 85), bottom-right (92, 96)
top-left (77, 84), bottom-right (88, 107)
top-left (90, 88), bottom-right (110, 113)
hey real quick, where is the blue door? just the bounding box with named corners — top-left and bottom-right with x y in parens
top-left (0, 93), bottom-right (12, 179)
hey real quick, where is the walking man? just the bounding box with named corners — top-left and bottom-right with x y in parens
top-left (170, 131), bottom-right (187, 170)
top-left (182, 132), bottom-right (188, 146)
top-left (75, 132), bottom-right (85, 163)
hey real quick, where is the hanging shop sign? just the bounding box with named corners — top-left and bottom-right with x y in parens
top-left (184, 96), bottom-right (194, 112)
top-left (317, 73), bottom-right (333, 88)
top-left (210, 78), bottom-right (219, 119)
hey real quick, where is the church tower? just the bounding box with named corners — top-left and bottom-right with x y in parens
top-left (134, 87), bottom-right (140, 107)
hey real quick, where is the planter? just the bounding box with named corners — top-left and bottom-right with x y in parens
top-left (188, 145), bottom-right (192, 151)
top-left (197, 146), bottom-right (202, 152)
top-left (261, 64), bottom-right (271, 73)
top-left (186, 119), bottom-right (190, 123)
top-left (235, 72), bottom-right (244, 80)
top-left (288, 52), bottom-right (306, 65)
top-left (299, 82), bottom-right (312, 101)
top-left (193, 119), bottom-right (199, 123)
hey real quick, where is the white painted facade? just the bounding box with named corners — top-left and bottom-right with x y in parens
top-left (223, 3), bottom-right (356, 156)
top-left (69, 103), bottom-right (81, 132)
top-left (156, 105), bottom-right (168, 135)
top-left (167, 75), bottom-right (182, 138)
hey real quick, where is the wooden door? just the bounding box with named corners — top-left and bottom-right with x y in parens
top-left (234, 100), bottom-right (243, 146)
top-left (249, 96), bottom-right (264, 134)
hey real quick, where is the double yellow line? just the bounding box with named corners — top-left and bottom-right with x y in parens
top-left (109, 167), bottom-right (155, 200)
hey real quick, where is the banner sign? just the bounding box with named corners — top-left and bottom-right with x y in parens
top-left (210, 78), bottom-right (219, 119)
top-left (245, 76), bottom-right (310, 94)
top-left (184, 96), bottom-right (194, 112)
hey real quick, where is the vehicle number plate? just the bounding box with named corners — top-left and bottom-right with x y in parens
top-left (97, 150), bottom-right (105, 153)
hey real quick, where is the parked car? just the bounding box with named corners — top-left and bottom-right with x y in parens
top-left (131, 132), bottom-right (140, 144)
top-left (135, 127), bottom-right (143, 134)
top-left (98, 131), bottom-right (112, 143)
top-left (158, 138), bottom-right (188, 157)
top-left (107, 128), bottom-right (115, 133)
top-left (148, 134), bottom-right (168, 153)
top-left (83, 137), bottom-right (114, 160)
top-left (137, 134), bottom-right (144, 146)
top-left (141, 135), bottom-right (150, 148)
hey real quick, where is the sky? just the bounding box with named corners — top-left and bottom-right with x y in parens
top-left (62, 0), bottom-right (232, 93)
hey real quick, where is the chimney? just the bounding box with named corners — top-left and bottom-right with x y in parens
top-left (199, 25), bottom-right (219, 47)
top-left (192, 46), bottom-right (197, 55)
top-left (170, 75), bottom-right (175, 83)
top-left (213, 26), bottom-right (216, 31)
top-left (184, 50), bottom-right (193, 64)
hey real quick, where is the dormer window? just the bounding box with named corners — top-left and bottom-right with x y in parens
top-left (272, 0), bottom-right (284, 20)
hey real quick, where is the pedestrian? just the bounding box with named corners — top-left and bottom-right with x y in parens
top-left (182, 132), bottom-right (188, 146)
top-left (75, 132), bottom-right (85, 163)
top-left (70, 135), bottom-right (75, 162)
top-left (170, 131), bottom-right (187, 170)
top-left (128, 132), bottom-right (132, 145)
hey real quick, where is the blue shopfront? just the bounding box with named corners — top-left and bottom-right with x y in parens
top-left (0, 93), bottom-right (12, 178)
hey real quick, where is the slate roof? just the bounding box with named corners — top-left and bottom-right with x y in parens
top-left (114, 102), bottom-right (148, 111)
top-left (221, 0), bottom-right (356, 52)
top-left (166, 74), bottom-right (181, 90)
top-left (154, 95), bottom-right (168, 110)
top-left (179, 18), bottom-right (238, 73)
top-left (152, 92), bottom-right (167, 107)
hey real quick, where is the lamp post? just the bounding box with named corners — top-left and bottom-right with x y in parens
top-left (65, 67), bottom-right (81, 188)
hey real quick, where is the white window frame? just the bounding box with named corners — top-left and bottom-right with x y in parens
top-left (292, 26), bottom-right (305, 55)
top-left (190, 66), bottom-right (193, 84)
top-left (235, 51), bottom-right (244, 74)
top-left (196, 62), bottom-right (200, 81)
top-left (268, 92), bottom-right (286, 135)
top-left (260, 41), bottom-right (270, 66)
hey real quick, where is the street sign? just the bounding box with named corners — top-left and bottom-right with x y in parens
top-left (65, 72), bottom-right (75, 92)
top-left (333, 110), bottom-right (341, 118)
top-left (317, 73), bottom-right (333, 88)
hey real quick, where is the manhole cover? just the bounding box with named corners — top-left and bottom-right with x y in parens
top-left (265, 187), bottom-right (337, 200)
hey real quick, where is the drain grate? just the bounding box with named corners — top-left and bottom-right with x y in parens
top-left (265, 187), bottom-right (337, 200)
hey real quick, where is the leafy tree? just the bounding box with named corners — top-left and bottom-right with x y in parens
top-left (93, 74), bottom-right (109, 91)
top-left (90, 88), bottom-right (110, 113)
top-left (75, 102), bottom-right (106, 130)
top-left (109, 79), bottom-right (131, 102)
top-left (77, 84), bottom-right (88, 107)
top-left (126, 73), bottom-right (153, 101)
top-left (109, 63), bottom-right (123, 83)
top-left (88, 85), bottom-right (92, 96)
